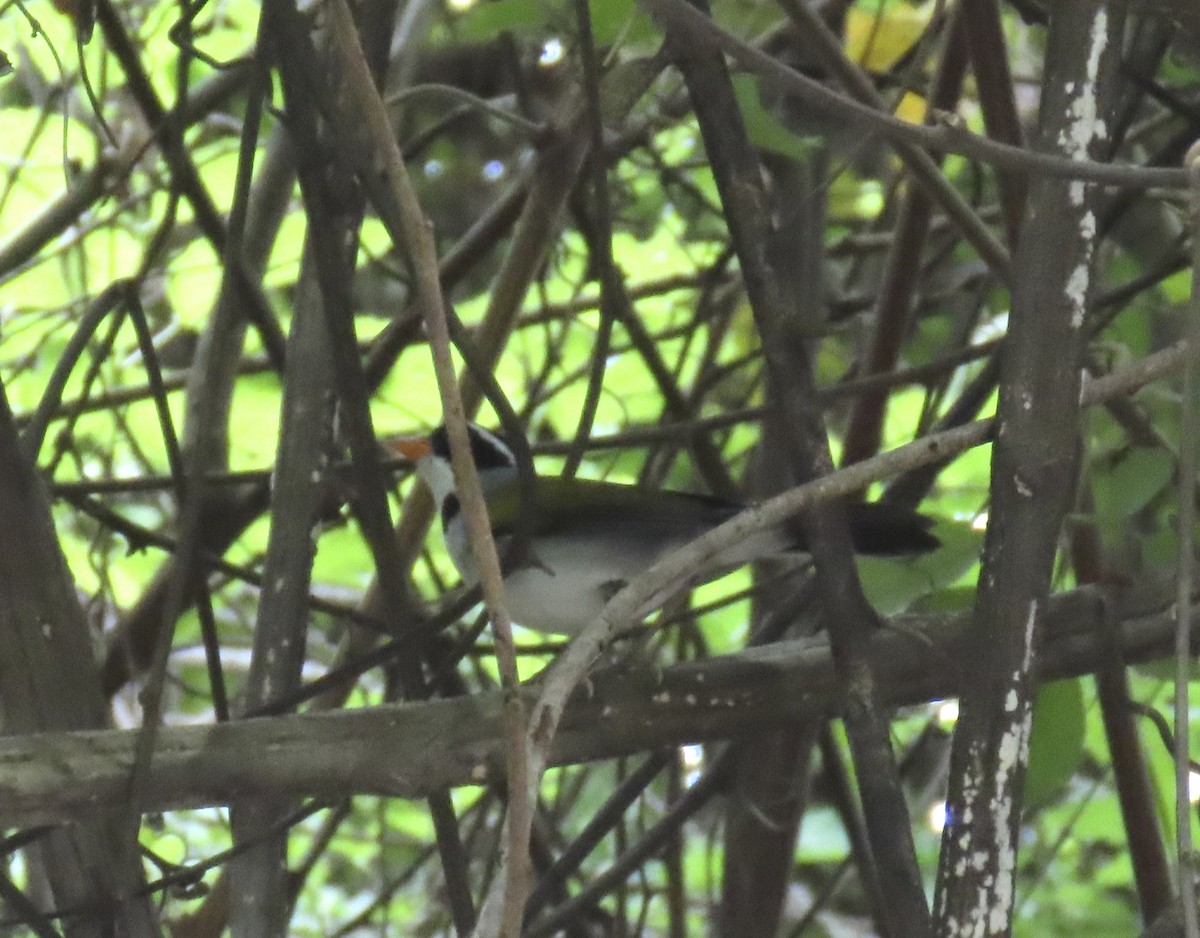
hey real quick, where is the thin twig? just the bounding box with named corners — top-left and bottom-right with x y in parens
top-left (562, 0), bottom-right (618, 478)
top-left (639, 0), bottom-right (1187, 190)
top-left (313, 3), bottom-right (530, 934)
top-left (385, 83), bottom-right (544, 135)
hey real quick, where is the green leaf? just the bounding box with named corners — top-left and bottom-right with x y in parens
top-left (1161, 267), bottom-right (1193, 304)
top-left (858, 557), bottom-right (934, 615)
top-left (730, 74), bottom-right (815, 164)
top-left (453, 0), bottom-right (548, 40)
top-left (1092, 447), bottom-right (1174, 520)
top-left (600, 55), bottom-right (661, 126)
top-left (909, 584), bottom-right (976, 614)
top-left (859, 519), bottom-right (981, 614)
top-left (1026, 678), bottom-right (1086, 806)
top-left (590, 0), bottom-right (656, 45)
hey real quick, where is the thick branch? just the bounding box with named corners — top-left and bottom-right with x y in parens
top-left (0, 583), bottom-right (1181, 828)
top-left (934, 4), bottom-right (1126, 935)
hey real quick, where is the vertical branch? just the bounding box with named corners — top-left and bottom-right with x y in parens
top-left (773, 0), bottom-right (1010, 282)
top-left (225, 0), bottom-right (399, 930)
top-left (125, 23), bottom-right (275, 895)
top-left (562, 0), bottom-right (616, 478)
top-left (719, 152), bottom-right (825, 937)
top-left (0, 384), bottom-right (161, 937)
top-left (959, 0), bottom-right (1027, 246)
top-left (1068, 483), bottom-right (1173, 922)
top-left (840, 11), bottom-right (970, 468)
top-left (933, 4), bottom-right (1126, 936)
top-left (662, 3), bottom-right (931, 935)
top-left (1176, 138), bottom-right (1200, 938)
top-left (227, 248), bottom-right (338, 938)
top-left (270, 4), bottom-right (483, 934)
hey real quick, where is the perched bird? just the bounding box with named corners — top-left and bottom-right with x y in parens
top-left (392, 423), bottom-right (939, 635)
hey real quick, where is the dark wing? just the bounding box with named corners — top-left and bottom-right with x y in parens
top-left (490, 475), bottom-right (938, 557)
top-left (490, 476), bottom-right (740, 546)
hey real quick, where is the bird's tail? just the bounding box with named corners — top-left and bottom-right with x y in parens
top-left (843, 501), bottom-right (940, 555)
top-left (780, 501), bottom-right (940, 556)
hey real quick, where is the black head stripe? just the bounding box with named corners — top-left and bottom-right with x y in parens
top-left (430, 425), bottom-right (452, 460)
top-left (441, 492), bottom-right (460, 527)
top-left (431, 424), bottom-right (514, 471)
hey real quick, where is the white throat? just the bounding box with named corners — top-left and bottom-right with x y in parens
top-left (414, 453), bottom-right (458, 507)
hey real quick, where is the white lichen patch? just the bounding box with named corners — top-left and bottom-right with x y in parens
top-left (1079, 209), bottom-right (1096, 241)
top-left (1067, 263), bottom-right (1090, 326)
top-left (1058, 9), bottom-right (1109, 162)
top-left (988, 703), bottom-right (1033, 933)
top-left (948, 693), bottom-right (1034, 936)
top-left (996, 718), bottom-right (1024, 775)
top-left (1023, 600), bottom-right (1037, 671)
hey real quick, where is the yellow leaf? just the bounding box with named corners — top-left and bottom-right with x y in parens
top-left (895, 90), bottom-right (928, 124)
top-left (845, 4), bottom-right (929, 71)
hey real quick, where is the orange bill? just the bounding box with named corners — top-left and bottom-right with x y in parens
top-left (389, 436), bottom-right (432, 462)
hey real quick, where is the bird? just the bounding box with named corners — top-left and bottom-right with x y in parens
top-left (391, 422), bottom-right (940, 635)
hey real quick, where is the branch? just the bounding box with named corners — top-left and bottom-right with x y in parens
top-left (0, 582), bottom-right (1183, 828)
top-left (934, 4), bottom-right (1125, 933)
top-left (638, 0), bottom-right (1186, 189)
